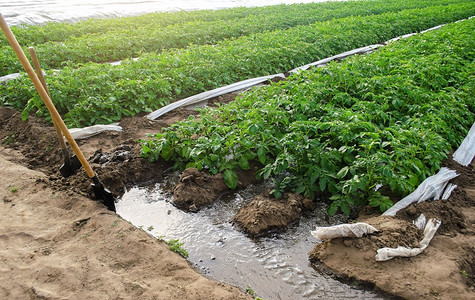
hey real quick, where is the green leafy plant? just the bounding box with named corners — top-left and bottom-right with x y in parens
top-left (158, 237), bottom-right (189, 258)
top-left (2, 0), bottom-right (466, 76)
top-left (141, 19), bottom-right (474, 215)
top-left (2, 3), bottom-right (474, 127)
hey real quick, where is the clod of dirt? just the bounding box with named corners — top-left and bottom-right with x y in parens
top-left (233, 192), bottom-right (315, 236)
top-left (91, 145), bottom-right (133, 166)
top-left (173, 168), bottom-right (229, 211)
top-left (309, 216), bottom-right (422, 262)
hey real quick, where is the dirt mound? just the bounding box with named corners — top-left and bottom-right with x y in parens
top-left (309, 216), bottom-right (422, 261)
top-left (309, 156), bottom-right (475, 299)
top-left (173, 168), bottom-right (229, 211)
top-left (0, 107), bottom-right (64, 170)
top-left (233, 192), bottom-right (315, 235)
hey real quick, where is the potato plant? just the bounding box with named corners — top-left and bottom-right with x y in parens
top-left (0, 0), bottom-right (469, 75)
top-left (1, 3), bottom-right (473, 127)
top-left (141, 19), bottom-right (474, 215)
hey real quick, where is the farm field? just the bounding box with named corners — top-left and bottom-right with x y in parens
top-left (1, 2), bottom-right (474, 127)
top-left (0, 0), bottom-right (469, 75)
top-left (0, 0), bottom-right (474, 299)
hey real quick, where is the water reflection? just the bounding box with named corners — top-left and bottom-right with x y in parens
top-left (116, 179), bottom-right (383, 299)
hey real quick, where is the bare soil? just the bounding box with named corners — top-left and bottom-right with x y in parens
top-left (0, 106), bottom-right (251, 299)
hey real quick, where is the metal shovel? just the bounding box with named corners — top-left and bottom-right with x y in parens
top-left (0, 14), bottom-right (115, 211)
top-left (28, 47), bottom-right (82, 178)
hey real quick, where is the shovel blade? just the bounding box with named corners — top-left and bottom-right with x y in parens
top-left (91, 176), bottom-right (115, 212)
top-left (59, 154), bottom-right (82, 178)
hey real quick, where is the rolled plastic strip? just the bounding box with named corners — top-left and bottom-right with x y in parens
top-left (289, 44), bottom-right (382, 74)
top-left (453, 122), bottom-right (475, 166)
top-left (385, 32), bottom-right (417, 44)
top-left (147, 73), bottom-right (285, 120)
top-left (375, 218), bottom-right (441, 261)
top-left (311, 222), bottom-right (378, 243)
top-left (69, 123), bottom-right (122, 140)
top-left (441, 183), bottom-right (457, 200)
top-left (0, 72), bottom-right (21, 83)
top-left (383, 167), bottom-right (458, 217)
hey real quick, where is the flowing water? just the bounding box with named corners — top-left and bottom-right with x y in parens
top-left (1, 0), bottom-right (343, 26)
top-left (116, 173), bottom-right (384, 299)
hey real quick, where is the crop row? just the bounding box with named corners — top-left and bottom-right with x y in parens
top-left (3, 0), bottom-right (467, 47)
top-left (141, 19), bottom-right (474, 215)
top-left (1, 3), bottom-right (474, 128)
top-left (2, 3), bottom-right (304, 46)
top-left (1, 0), bottom-right (469, 76)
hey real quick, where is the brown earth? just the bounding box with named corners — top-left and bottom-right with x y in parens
top-left (233, 192), bottom-right (315, 236)
top-left (1, 102), bottom-right (474, 299)
top-left (309, 157), bottom-right (475, 299)
top-left (0, 106), bottom-right (251, 299)
top-left (173, 167), bottom-right (229, 211)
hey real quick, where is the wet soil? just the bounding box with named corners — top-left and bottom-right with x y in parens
top-left (173, 167), bottom-right (229, 211)
top-left (233, 192), bottom-right (315, 235)
top-left (0, 106), bottom-right (251, 299)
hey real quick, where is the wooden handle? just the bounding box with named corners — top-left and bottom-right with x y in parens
top-left (0, 14), bottom-right (95, 179)
top-left (28, 47), bottom-right (68, 150)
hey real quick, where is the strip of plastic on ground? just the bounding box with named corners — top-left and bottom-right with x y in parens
top-left (69, 123), bottom-right (122, 140)
top-left (310, 223), bottom-right (378, 243)
top-left (453, 122), bottom-right (475, 166)
top-left (147, 73), bottom-right (285, 120)
top-left (375, 218), bottom-right (441, 261)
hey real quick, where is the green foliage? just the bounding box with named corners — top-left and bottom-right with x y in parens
top-left (246, 286), bottom-right (255, 295)
top-left (141, 19), bottom-right (474, 215)
top-left (2, 3), bottom-right (473, 128)
top-left (164, 239), bottom-right (189, 259)
top-left (1, 0), bottom-right (467, 75)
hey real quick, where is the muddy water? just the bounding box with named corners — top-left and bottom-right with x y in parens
top-left (116, 174), bottom-right (383, 299)
top-left (1, 0), bottom-right (342, 26)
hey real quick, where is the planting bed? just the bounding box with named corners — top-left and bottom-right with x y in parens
top-left (2, 2), bottom-right (474, 127)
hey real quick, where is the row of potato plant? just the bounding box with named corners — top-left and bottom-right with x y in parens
top-left (1, 0), bottom-right (469, 76)
top-left (141, 19), bottom-right (475, 215)
top-left (1, 3), bottom-right (473, 127)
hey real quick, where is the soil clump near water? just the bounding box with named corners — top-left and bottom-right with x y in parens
top-left (233, 192), bottom-right (315, 235)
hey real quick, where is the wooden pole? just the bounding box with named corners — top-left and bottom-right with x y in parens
top-left (28, 47), bottom-right (68, 151)
top-left (0, 14), bottom-right (95, 179)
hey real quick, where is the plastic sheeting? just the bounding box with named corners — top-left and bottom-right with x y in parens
top-left (289, 44), bottom-right (382, 74)
top-left (375, 218), bottom-right (441, 261)
top-left (441, 183), bottom-right (457, 200)
top-left (382, 167), bottom-right (459, 217)
top-left (0, 72), bottom-right (21, 83)
top-left (412, 214), bottom-right (426, 230)
top-left (310, 222), bottom-right (378, 243)
top-left (69, 123), bottom-right (122, 140)
top-left (147, 73), bottom-right (285, 120)
top-left (453, 122), bottom-right (475, 166)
